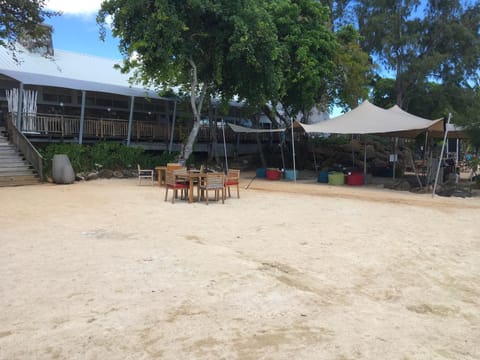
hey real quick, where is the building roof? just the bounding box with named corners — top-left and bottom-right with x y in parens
top-left (0, 45), bottom-right (162, 99)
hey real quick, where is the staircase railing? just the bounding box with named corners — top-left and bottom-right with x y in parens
top-left (7, 114), bottom-right (44, 181)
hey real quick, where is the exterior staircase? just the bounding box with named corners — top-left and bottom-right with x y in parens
top-left (0, 127), bottom-right (41, 186)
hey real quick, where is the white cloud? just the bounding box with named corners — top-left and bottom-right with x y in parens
top-left (45, 0), bottom-right (103, 15)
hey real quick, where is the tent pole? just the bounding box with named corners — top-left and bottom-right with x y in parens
top-left (456, 139), bottom-right (459, 165)
top-left (432, 113), bottom-right (451, 197)
top-left (363, 136), bottom-right (367, 178)
top-left (222, 119), bottom-right (228, 172)
top-left (291, 119), bottom-right (296, 182)
top-left (351, 134), bottom-right (355, 167)
top-left (393, 137), bottom-right (399, 180)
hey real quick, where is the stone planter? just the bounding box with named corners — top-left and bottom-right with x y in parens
top-left (52, 154), bottom-right (75, 184)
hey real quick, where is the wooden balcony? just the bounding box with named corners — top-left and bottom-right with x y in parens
top-left (13, 113), bottom-right (282, 147)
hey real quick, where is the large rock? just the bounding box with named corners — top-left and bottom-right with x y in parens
top-left (52, 154), bottom-right (75, 184)
top-left (99, 169), bottom-right (114, 179)
top-left (86, 172), bottom-right (98, 181)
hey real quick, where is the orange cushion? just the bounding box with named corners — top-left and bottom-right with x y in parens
top-left (225, 181), bottom-right (238, 185)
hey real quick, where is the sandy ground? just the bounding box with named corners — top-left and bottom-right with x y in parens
top-left (1, 175), bottom-right (479, 360)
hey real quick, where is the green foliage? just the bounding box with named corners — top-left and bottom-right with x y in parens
top-left (352, 0), bottom-right (480, 111)
top-left (98, 0), bottom-right (286, 161)
top-left (40, 142), bottom-right (178, 177)
top-left (330, 24), bottom-right (372, 111)
top-left (40, 143), bottom-right (91, 176)
top-left (267, 0), bottom-right (337, 115)
top-left (467, 157), bottom-right (480, 172)
top-left (98, 0), bottom-right (370, 133)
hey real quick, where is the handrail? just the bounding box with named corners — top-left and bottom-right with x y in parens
top-left (7, 114), bottom-right (44, 181)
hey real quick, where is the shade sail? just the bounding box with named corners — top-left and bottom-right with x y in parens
top-left (294, 100), bottom-right (444, 138)
top-left (228, 123), bottom-right (286, 133)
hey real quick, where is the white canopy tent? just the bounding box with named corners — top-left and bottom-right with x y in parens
top-left (293, 100), bottom-right (446, 181)
top-left (294, 100), bottom-right (444, 137)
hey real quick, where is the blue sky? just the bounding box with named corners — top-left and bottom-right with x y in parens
top-left (44, 1), bottom-right (121, 59)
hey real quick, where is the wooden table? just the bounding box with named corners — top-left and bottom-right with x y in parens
top-left (155, 166), bottom-right (167, 186)
top-left (174, 170), bottom-right (208, 203)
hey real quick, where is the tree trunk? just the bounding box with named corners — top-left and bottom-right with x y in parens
top-left (181, 58), bottom-right (208, 162)
top-left (182, 120), bottom-right (202, 161)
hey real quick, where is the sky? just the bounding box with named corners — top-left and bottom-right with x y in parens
top-left (44, 0), bottom-right (121, 59)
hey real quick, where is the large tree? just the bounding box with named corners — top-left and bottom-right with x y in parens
top-left (0, 0), bottom-right (58, 56)
top-left (98, 0), bottom-right (282, 162)
top-left (98, 0), bottom-right (369, 161)
top-left (267, 0), bottom-right (370, 119)
top-left (353, 0), bottom-right (480, 110)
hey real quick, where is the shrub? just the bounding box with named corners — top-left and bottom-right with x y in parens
top-left (40, 142), bottom-right (178, 178)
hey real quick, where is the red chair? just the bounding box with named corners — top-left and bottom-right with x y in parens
top-left (224, 169), bottom-right (240, 198)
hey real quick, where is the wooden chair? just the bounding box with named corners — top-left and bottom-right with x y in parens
top-left (137, 164), bottom-right (154, 185)
top-left (224, 169), bottom-right (240, 198)
top-left (198, 172), bottom-right (225, 205)
top-left (164, 169), bottom-right (189, 203)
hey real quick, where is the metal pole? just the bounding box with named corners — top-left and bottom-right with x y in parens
top-left (222, 119), bottom-right (228, 172)
top-left (363, 136), bottom-right (367, 177)
top-left (392, 137), bottom-right (397, 180)
top-left (291, 119), bottom-right (296, 182)
top-left (168, 100), bottom-right (177, 153)
top-left (351, 134), bottom-right (355, 167)
top-left (16, 83), bottom-right (23, 128)
top-left (127, 96), bottom-right (135, 146)
top-left (456, 139), bottom-right (459, 165)
top-left (79, 90), bottom-right (86, 144)
top-left (432, 113), bottom-right (451, 197)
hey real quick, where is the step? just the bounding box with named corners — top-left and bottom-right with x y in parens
top-left (0, 163), bottom-right (31, 169)
top-left (0, 147), bottom-right (19, 152)
top-left (0, 164), bottom-right (31, 170)
top-left (0, 158), bottom-right (29, 165)
top-left (0, 145), bottom-right (17, 150)
top-left (0, 153), bottom-right (22, 158)
top-left (0, 175), bottom-right (41, 187)
top-left (0, 168), bottom-right (36, 176)
top-left (0, 151), bottom-right (23, 162)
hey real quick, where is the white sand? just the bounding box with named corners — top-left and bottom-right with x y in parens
top-left (1, 177), bottom-right (479, 359)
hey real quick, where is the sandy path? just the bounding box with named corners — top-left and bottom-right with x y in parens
top-left (1, 178), bottom-right (479, 359)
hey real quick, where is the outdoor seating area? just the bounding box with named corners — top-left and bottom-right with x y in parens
top-left (159, 163), bottom-right (241, 204)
